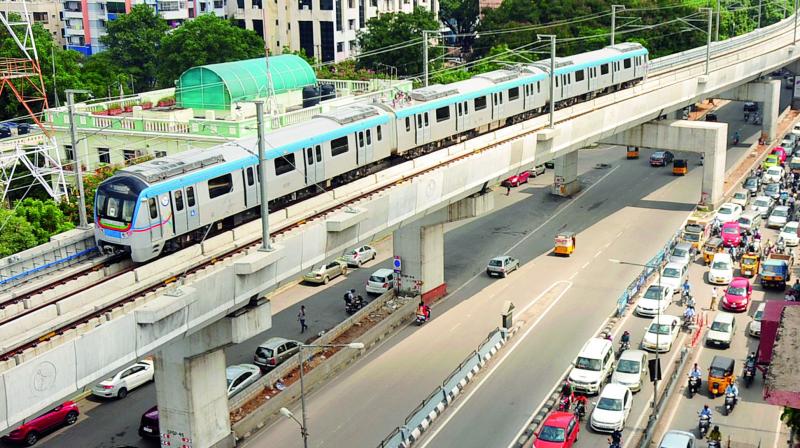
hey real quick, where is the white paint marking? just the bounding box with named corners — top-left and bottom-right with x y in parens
top-left (616, 230), bottom-right (624, 238)
top-left (450, 323), bottom-right (462, 332)
top-left (568, 272), bottom-right (578, 281)
top-left (594, 250), bottom-right (603, 258)
top-left (418, 281), bottom-right (574, 448)
top-left (581, 261), bottom-right (591, 269)
top-left (773, 415), bottom-right (784, 448)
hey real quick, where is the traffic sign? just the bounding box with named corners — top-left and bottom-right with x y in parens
top-left (393, 256), bottom-right (402, 272)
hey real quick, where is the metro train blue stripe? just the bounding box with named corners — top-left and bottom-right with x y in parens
top-left (266, 114), bottom-right (391, 156)
top-left (140, 156), bottom-right (259, 198)
top-left (553, 48), bottom-right (649, 75)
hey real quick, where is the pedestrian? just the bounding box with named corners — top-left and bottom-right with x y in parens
top-left (710, 287), bottom-right (718, 311)
top-left (506, 184), bottom-right (511, 196)
top-left (298, 305), bottom-right (308, 333)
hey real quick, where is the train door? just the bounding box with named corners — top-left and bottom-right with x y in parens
top-left (304, 147), bottom-right (317, 185)
top-left (492, 92), bottom-right (504, 119)
top-left (364, 129), bottom-right (374, 162)
top-left (185, 185), bottom-right (200, 229)
top-left (357, 131), bottom-right (366, 165)
top-left (456, 101), bottom-right (466, 131)
top-left (172, 188), bottom-right (188, 235)
top-left (415, 113), bottom-right (430, 144)
top-left (243, 166), bottom-right (257, 207)
top-left (146, 196), bottom-right (163, 241)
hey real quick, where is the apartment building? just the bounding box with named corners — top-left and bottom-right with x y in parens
top-left (0, 0), bottom-right (64, 45)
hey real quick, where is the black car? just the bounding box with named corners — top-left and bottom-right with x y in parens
top-left (649, 151), bottom-right (675, 167)
top-left (706, 112), bottom-right (718, 122)
top-left (139, 406), bottom-right (159, 439)
top-left (743, 176), bottom-right (760, 196)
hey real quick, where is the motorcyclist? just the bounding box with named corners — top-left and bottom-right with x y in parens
top-left (561, 380), bottom-right (574, 400)
top-left (620, 330), bottom-right (631, 347)
top-left (417, 300), bottom-right (430, 320)
top-left (708, 425), bottom-right (722, 442)
top-left (700, 404), bottom-right (713, 422)
top-left (608, 429), bottom-right (622, 447)
top-left (690, 363), bottom-right (702, 380)
top-left (682, 280), bottom-right (691, 300)
top-left (344, 289), bottom-right (355, 306)
top-left (725, 382), bottom-right (739, 405)
top-left (734, 130), bottom-right (741, 144)
top-left (683, 306), bottom-right (696, 324)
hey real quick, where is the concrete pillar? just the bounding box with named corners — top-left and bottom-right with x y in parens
top-left (716, 79), bottom-right (781, 140)
top-left (551, 150), bottom-right (580, 197)
top-left (393, 209), bottom-right (446, 303)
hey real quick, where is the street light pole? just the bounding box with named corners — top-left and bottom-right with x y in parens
top-left (254, 101), bottom-right (272, 252)
top-left (795, 0), bottom-right (799, 44)
top-left (611, 5), bottom-right (624, 46)
top-left (702, 7), bottom-right (713, 75)
top-left (66, 89), bottom-right (92, 229)
top-left (758, 0), bottom-right (763, 29)
top-left (715, 0), bottom-right (721, 41)
top-left (538, 34), bottom-right (556, 129)
top-left (423, 30), bottom-right (430, 87)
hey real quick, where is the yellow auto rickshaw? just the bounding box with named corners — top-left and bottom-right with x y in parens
top-left (672, 159), bottom-right (688, 175)
top-left (703, 237), bottom-right (724, 265)
top-left (626, 146), bottom-right (640, 159)
top-left (708, 355), bottom-right (735, 396)
top-left (682, 220), bottom-right (708, 252)
top-left (740, 252), bottom-right (761, 277)
top-left (554, 231), bottom-right (577, 256)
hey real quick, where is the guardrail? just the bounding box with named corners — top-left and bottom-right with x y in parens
top-left (614, 230), bottom-right (681, 317)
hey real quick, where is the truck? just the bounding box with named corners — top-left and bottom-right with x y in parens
top-left (759, 253), bottom-right (792, 289)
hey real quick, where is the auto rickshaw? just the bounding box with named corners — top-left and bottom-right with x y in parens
top-left (703, 237), bottom-right (724, 265)
top-left (626, 146), bottom-right (640, 159)
top-left (740, 252), bottom-right (761, 277)
top-left (682, 219), bottom-right (708, 252)
top-left (708, 355), bottom-right (735, 396)
top-left (672, 159), bottom-right (688, 175)
top-left (554, 231), bottom-right (577, 256)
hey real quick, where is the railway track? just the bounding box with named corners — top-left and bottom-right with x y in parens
top-left (0, 18), bottom-right (791, 364)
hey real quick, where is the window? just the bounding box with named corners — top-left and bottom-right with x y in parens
top-left (537, 81), bottom-right (541, 93)
top-left (174, 190), bottom-right (184, 211)
top-left (424, 113), bottom-right (429, 127)
top-left (555, 76), bottom-right (558, 87)
top-left (315, 145), bottom-right (322, 162)
top-left (377, 126), bottom-right (382, 141)
top-left (306, 147), bottom-right (314, 164)
top-left (208, 173), bottom-right (233, 198)
top-left (348, 19), bottom-right (355, 30)
top-left (366, 129), bottom-right (371, 145)
top-left (405, 117), bottom-right (411, 132)
top-left (148, 198), bottom-right (158, 219)
top-left (331, 136), bottom-right (349, 156)
top-left (435, 106), bottom-right (450, 122)
top-left (337, 42), bottom-right (344, 52)
top-left (358, 132), bottom-right (364, 147)
top-left (123, 149), bottom-right (136, 162)
top-left (246, 166), bottom-right (255, 185)
top-left (274, 154), bottom-right (295, 176)
top-left (508, 87), bottom-right (519, 101)
top-left (320, 0), bottom-right (332, 9)
top-left (98, 147), bottom-right (110, 164)
top-left (623, 58), bottom-right (631, 69)
top-left (574, 69), bottom-right (584, 82)
top-left (187, 186), bottom-right (195, 207)
top-left (155, 150), bottom-right (167, 158)
top-left (474, 96), bottom-right (487, 110)
top-left (65, 145), bottom-right (75, 162)
top-left (601, 63), bottom-right (609, 75)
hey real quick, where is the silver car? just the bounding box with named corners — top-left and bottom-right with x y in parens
top-left (302, 259), bottom-right (348, 284)
top-left (486, 256), bottom-right (520, 278)
top-left (342, 245), bottom-right (377, 267)
top-left (226, 364), bottom-right (262, 398)
top-left (768, 205), bottom-right (790, 228)
top-left (750, 195), bottom-right (774, 218)
top-left (669, 242), bottom-right (693, 266)
top-left (253, 337), bottom-right (301, 370)
top-left (658, 430), bottom-right (696, 448)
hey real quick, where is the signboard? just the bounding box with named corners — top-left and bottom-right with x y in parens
top-left (793, 76), bottom-right (800, 100)
top-left (554, 175), bottom-right (564, 186)
top-left (393, 256), bottom-right (401, 273)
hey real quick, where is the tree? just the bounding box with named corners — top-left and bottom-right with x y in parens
top-left (101, 5), bottom-right (168, 91)
top-left (158, 15), bottom-right (265, 86)
top-left (357, 7), bottom-right (442, 77)
top-left (0, 208), bottom-right (38, 257)
top-left (80, 52), bottom-right (133, 100)
top-left (0, 198), bottom-right (74, 257)
top-left (439, 0), bottom-right (480, 52)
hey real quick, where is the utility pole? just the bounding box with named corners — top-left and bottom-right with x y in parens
top-left (758, 0), bottom-right (762, 29)
top-left (51, 45), bottom-right (60, 107)
top-left (795, 0), bottom-right (799, 44)
top-left (66, 89), bottom-right (91, 229)
top-left (538, 34), bottom-right (556, 129)
top-left (611, 5), bottom-right (624, 46)
top-left (255, 101), bottom-right (272, 252)
top-left (715, 0), bottom-right (720, 41)
top-left (702, 7), bottom-right (713, 75)
top-left (423, 30), bottom-right (430, 87)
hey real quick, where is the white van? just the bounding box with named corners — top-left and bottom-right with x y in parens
top-left (737, 211), bottom-right (762, 232)
top-left (568, 338), bottom-right (615, 394)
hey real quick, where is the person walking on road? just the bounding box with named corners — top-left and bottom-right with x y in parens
top-left (298, 305), bottom-right (308, 333)
top-left (710, 287), bottom-right (718, 311)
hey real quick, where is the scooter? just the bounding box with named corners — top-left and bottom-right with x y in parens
top-left (724, 393), bottom-right (737, 415)
top-left (688, 376), bottom-right (701, 398)
top-left (557, 394), bottom-right (572, 412)
top-left (415, 308), bottom-right (430, 325)
top-left (744, 359), bottom-right (756, 388)
top-left (698, 414), bottom-right (711, 439)
top-left (617, 340), bottom-right (630, 357)
top-left (345, 296), bottom-right (367, 315)
top-left (573, 400), bottom-right (586, 421)
top-left (708, 441), bottom-right (721, 448)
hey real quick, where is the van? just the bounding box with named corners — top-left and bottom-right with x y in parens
top-left (568, 338), bottom-right (615, 394)
top-left (706, 313), bottom-right (736, 348)
top-left (737, 211), bottom-right (762, 232)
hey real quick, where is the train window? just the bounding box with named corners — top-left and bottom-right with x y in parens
top-left (475, 96), bottom-right (487, 110)
top-left (358, 132), bottom-right (364, 147)
top-left (424, 113), bottom-right (429, 127)
top-left (187, 187), bottom-right (195, 207)
top-left (624, 58), bottom-right (631, 69)
top-left (174, 190), bottom-right (184, 211)
top-left (463, 101), bottom-right (468, 114)
top-left (417, 115), bottom-right (422, 128)
top-left (247, 167), bottom-right (255, 185)
top-left (537, 81), bottom-right (541, 93)
top-left (331, 136), bottom-right (349, 156)
top-left (208, 173), bottom-right (234, 197)
top-left (555, 76), bottom-right (559, 87)
top-left (508, 87), bottom-right (519, 101)
top-left (575, 70), bottom-right (584, 82)
top-left (601, 64), bottom-right (609, 75)
top-left (306, 148), bottom-right (313, 164)
top-left (405, 117), bottom-right (411, 132)
top-left (436, 106), bottom-right (450, 122)
top-left (377, 126), bottom-right (382, 141)
top-left (148, 198), bottom-right (158, 219)
top-left (458, 103), bottom-right (462, 116)
top-left (315, 145), bottom-right (322, 162)
top-left (366, 129), bottom-right (371, 145)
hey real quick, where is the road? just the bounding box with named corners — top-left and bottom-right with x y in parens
top-left (31, 83), bottom-right (792, 448)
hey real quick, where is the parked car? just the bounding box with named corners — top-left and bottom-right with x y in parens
top-left (669, 242), bottom-right (693, 266)
top-left (660, 262), bottom-right (688, 294)
top-left (2, 401), bottom-right (79, 445)
top-left (649, 151), bottom-right (675, 167)
top-left (779, 221), bottom-right (800, 246)
top-left (635, 285), bottom-right (672, 317)
top-left (502, 171), bottom-right (532, 187)
top-left (641, 315), bottom-right (681, 352)
top-left (611, 349), bottom-right (648, 392)
top-left (768, 205), bottom-right (791, 229)
top-left (253, 337), bottom-right (301, 370)
top-left (715, 202), bottom-right (743, 223)
top-left (657, 430), bottom-right (696, 448)
top-left (731, 190), bottom-right (749, 208)
top-left (706, 313), bottom-right (736, 348)
top-left (749, 302), bottom-right (766, 337)
top-left (366, 268), bottom-right (396, 294)
top-left (138, 406), bottom-right (159, 439)
top-left (705, 112), bottom-right (718, 122)
top-left (341, 245), bottom-right (377, 267)
top-left (486, 255), bottom-right (520, 278)
top-left (763, 166), bottom-right (785, 183)
top-left (708, 253), bottom-right (734, 285)
top-left (302, 259), bottom-right (348, 285)
top-left (226, 364), bottom-right (262, 398)
top-left (590, 383), bottom-right (633, 432)
top-left (742, 176), bottom-right (760, 196)
top-left (91, 359), bottom-right (154, 399)
top-left (722, 277), bottom-right (752, 312)
top-left (532, 412), bottom-right (579, 448)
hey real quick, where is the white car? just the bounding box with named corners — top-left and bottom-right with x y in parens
top-left (768, 205), bottom-right (791, 228)
top-left (749, 302), bottom-right (766, 337)
top-left (486, 255), bottom-right (520, 277)
top-left (780, 221), bottom-right (800, 246)
top-left (641, 315), bottom-right (681, 352)
top-left (342, 245), bottom-right (377, 267)
top-left (669, 243), bottom-right (693, 266)
top-left (708, 253), bottom-right (733, 285)
top-left (781, 135), bottom-right (796, 151)
top-left (91, 360), bottom-right (154, 399)
top-left (226, 364), bottom-right (262, 398)
top-left (763, 166), bottom-right (785, 183)
top-left (715, 203), bottom-right (743, 223)
top-left (590, 383), bottom-right (633, 432)
top-left (658, 430), bottom-right (697, 448)
top-left (731, 190), bottom-right (749, 208)
top-left (660, 262), bottom-right (687, 294)
top-left (366, 268), bottom-right (396, 294)
top-left (611, 349), bottom-right (648, 392)
top-left (635, 285), bottom-right (672, 317)
top-left (751, 195), bottom-right (774, 218)
top-left (706, 313), bottom-right (736, 348)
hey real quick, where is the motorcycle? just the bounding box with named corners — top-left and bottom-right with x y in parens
top-left (724, 393), bottom-right (736, 415)
top-left (557, 393), bottom-right (572, 412)
top-left (345, 296), bottom-right (367, 315)
top-left (708, 441), bottom-right (721, 448)
top-left (744, 359), bottom-right (756, 388)
top-left (617, 340), bottom-right (630, 357)
top-left (698, 414), bottom-right (711, 439)
top-left (416, 308), bottom-right (430, 325)
top-left (573, 400), bottom-right (586, 421)
top-left (683, 314), bottom-right (694, 331)
top-left (688, 376), bottom-right (701, 398)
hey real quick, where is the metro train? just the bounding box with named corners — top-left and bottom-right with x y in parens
top-left (94, 43), bottom-right (649, 262)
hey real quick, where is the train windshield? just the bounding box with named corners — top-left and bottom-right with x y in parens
top-left (96, 176), bottom-right (145, 224)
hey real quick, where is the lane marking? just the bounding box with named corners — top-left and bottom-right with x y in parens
top-left (582, 261), bottom-right (591, 269)
top-left (617, 230), bottom-right (624, 238)
top-left (568, 272), bottom-right (578, 280)
top-left (447, 165), bottom-right (620, 300)
top-left (450, 323), bottom-right (462, 332)
top-left (594, 250), bottom-right (603, 258)
top-left (418, 281), bottom-right (574, 448)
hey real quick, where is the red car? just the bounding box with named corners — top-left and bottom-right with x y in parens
top-left (771, 147), bottom-right (788, 164)
top-left (138, 406), bottom-right (159, 439)
top-left (720, 222), bottom-right (742, 247)
top-left (722, 277), bottom-right (752, 312)
top-left (532, 412), bottom-right (580, 447)
top-left (2, 401), bottom-right (79, 446)
top-left (502, 170), bottom-right (532, 188)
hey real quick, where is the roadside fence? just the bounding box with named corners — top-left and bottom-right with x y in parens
top-left (615, 230), bottom-right (682, 317)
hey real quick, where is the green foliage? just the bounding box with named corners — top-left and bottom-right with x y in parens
top-left (0, 208), bottom-right (38, 258)
top-left (357, 7), bottom-right (443, 77)
top-left (101, 5), bottom-right (169, 91)
top-left (781, 407), bottom-right (800, 444)
top-left (0, 199), bottom-right (74, 257)
top-left (281, 46), bottom-right (316, 66)
top-left (439, 0), bottom-right (480, 51)
top-left (316, 59), bottom-right (384, 81)
top-left (158, 15), bottom-right (265, 86)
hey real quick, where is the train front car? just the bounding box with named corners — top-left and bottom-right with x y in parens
top-left (94, 173), bottom-right (149, 261)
